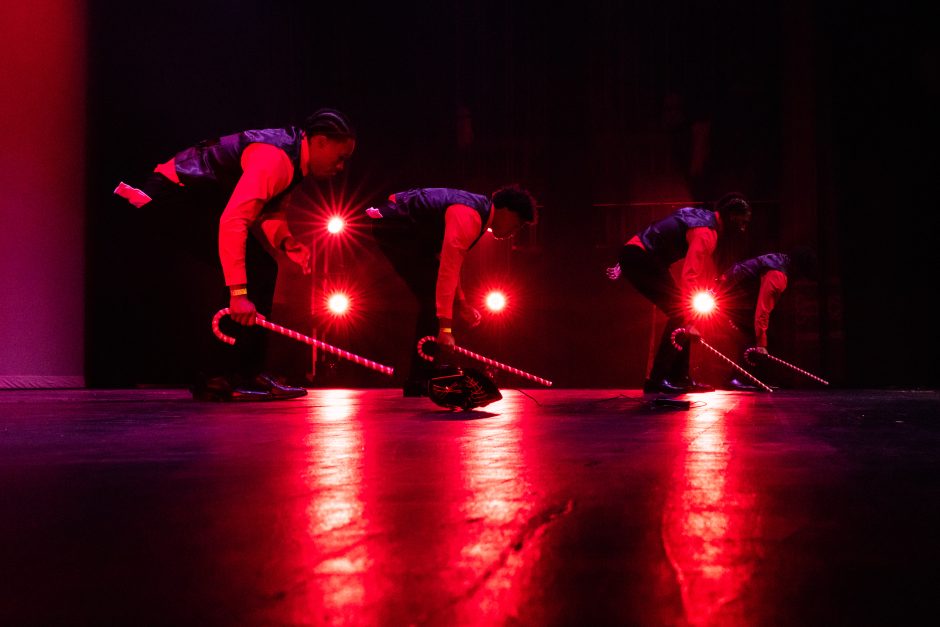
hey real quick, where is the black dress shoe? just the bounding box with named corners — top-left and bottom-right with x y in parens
top-left (230, 387), bottom-right (278, 402)
top-left (726, 377), bottom-right (759, 391)
top-left (192, 376), bottom-right (279, 402)
top-left (685, 379), bottom-right (715, 393)
top-left (642, 378), bottom-right (689, 394)
top-left (667, 376), bottom-right (715, 393)
top-left (254, 373), bottom-right (307, 400)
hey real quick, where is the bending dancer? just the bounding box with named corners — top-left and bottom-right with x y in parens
top-left (607, 192), bottom-right (752, 393)
top-left (114, 109), bottom-right (356, 401)
top-left (366, 185), bottom-right (537, 396)
top-left (715, 246), bottom-right (818, 390)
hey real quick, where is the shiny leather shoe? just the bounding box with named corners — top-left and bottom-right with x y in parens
top-left (642, 378), bottom-right (690, 394)
top-left (726, 377), bottom-right (759, 391)
top-left (192, 376), bottom-right (277, 402)
top-left (667, 376), bottom-right (715, 393)
top-left (254, 373), bottom-right (307, 400)
top-left (230, 387), bottom-right (277, 402)
top-left (685, 379), bottom-right (715, 393)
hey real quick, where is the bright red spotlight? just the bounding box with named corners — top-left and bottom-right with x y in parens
top-left (691, 290), bottom-right (716, 315)
top-left (326, 216), bottom-right (345, 235)
top-left (327, 292), bottom-right (350, 315)
top-left (485, 290), bottom-right (507, 313)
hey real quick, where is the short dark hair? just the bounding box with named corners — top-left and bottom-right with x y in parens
top-left (715, 191), bottom-right (750, 216)
top-left (492, 184), bottom-right (537, 223)
top-left (303, 108), bottom-right (356, 140)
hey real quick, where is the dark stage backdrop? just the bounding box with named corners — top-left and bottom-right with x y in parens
top-left (85, 0), bottom-right (938, 389)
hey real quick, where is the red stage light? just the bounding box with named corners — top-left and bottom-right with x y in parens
top-left (327, 292), bottom-right (350, 315)
top-left (691, 290), bottom-right (716, 315)
top-left (485, 291), bottom-right (507, 313)
top-left (326, 217), bottom-right (345, 235)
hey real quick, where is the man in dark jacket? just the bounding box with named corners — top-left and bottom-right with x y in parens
top-left (114, 108), bottom-right (356, 401)
top-left (366, 185), bottom-right (537, 396)
top-left (607, 192), bottom-right (753, 393)
top-left (715, 246), bottom-right (818, 390)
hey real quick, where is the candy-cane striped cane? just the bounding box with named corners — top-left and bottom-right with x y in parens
top-left (212, 308), bottom-right (394, 376)
top-left (416, 336), bottom-right (553, 387)
top-left (671, 328), bottom-right (773, 393)
top-left (744, 348), bottom-right (830, 386)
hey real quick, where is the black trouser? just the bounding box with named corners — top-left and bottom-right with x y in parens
top-left (618, 245), bottom-right (691, 382)
top-left (129, 173), bottom-right (278, 386)
top-left (369, 216), bottom-right (440, 385)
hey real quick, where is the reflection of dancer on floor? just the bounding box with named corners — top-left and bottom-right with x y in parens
top-left (715, 246), bottom-right (818, 390)
top-left (366, 185), bottom-right (538, 396)
top-left (607, 192), bottom-right (752, 394)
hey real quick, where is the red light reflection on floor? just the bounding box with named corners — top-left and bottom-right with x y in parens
top-left (285, 392), bottom-right (545, 623)
top-left (452, 396), bottom-right (535, 619)
top-left (662, 392), bottom-right (761, 626)
top-left (297, 389), bottom-right (372, 622)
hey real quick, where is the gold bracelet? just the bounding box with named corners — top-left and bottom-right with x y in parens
top-left (230, 288), bottom-right (248, 297)
top-left (440, 327), bottom-right (453, 334)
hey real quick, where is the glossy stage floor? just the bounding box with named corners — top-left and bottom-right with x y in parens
top-left (2, 387), bottom-right (939, 626)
